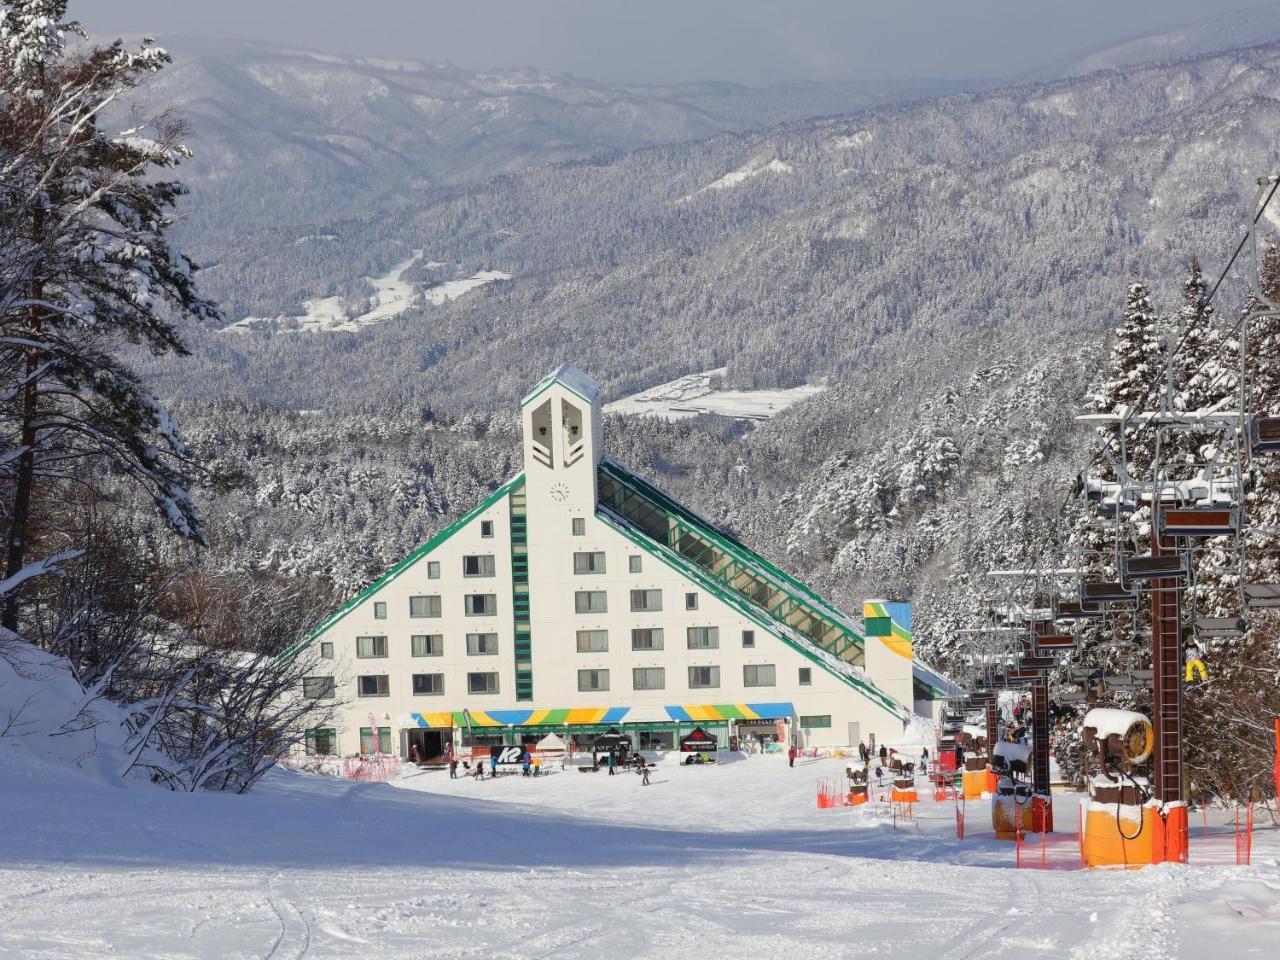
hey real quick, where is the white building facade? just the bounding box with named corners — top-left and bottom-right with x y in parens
top-left (288, 365), bottom-right (950, 758)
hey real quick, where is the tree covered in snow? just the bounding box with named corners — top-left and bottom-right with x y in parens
top-left (0, 0), bottom-right (219, 632)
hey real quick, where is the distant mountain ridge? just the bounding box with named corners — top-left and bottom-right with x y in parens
top-left (131, 35), bottom-right (965, 236)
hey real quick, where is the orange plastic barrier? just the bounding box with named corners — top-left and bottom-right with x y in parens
top-left (1082, 803), bottom-right (1161, 868)
top-left (992, 792), bottom-right (1035, 840)
top-left (891, 786), bottom-right (919, 803)
top-left (962, 767), bottom-right (989, 800)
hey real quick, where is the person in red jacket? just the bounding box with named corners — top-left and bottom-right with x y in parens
top-left (788, 744), bottom-right (797, 768)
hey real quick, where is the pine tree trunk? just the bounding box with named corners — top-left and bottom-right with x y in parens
top-left (3, 255), bottom-right (43, 633)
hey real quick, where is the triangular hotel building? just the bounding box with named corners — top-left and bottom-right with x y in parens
top-left (288, 365), bottom-right (954, 757)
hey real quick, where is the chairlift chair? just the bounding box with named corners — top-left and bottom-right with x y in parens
top-left (1158, 506), bottom-right (1240, 538)
top-left (1055, 598), bottom-right (1105, 620)
top-left (1120, 553), bottom-right (1189, 584)
top-left (1243, 583), bottom-right (1280, 609)
top-left (1194, 616), bottom-right (1246, 638)
top-left (1081, 581), bottom-right (1135, 606)
top-left (1250, 415), bottom-right (1280, 455)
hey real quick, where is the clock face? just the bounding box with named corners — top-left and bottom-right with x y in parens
top-left (550, 482), bottom-right (570, 503)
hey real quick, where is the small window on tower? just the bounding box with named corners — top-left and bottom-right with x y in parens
top-left (572, 517), bottom-right (586, 536)
top-left (480, 520), bottom-right (494, 539)
top-left (629, 556), bottom-right (642, 574)
top-left (685, 592), bottom-right (698, 611)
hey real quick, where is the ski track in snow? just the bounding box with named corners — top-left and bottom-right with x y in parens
top-left (0, 750), bottom-right (1277, 958)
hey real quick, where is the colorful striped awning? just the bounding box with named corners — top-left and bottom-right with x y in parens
top-left (664, 702), bottom-right (794, 722)
top-left (401, 707), bottom-right (631, 729)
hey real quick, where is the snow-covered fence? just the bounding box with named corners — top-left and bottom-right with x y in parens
top-left (342, 753), bottom-right (401, 782)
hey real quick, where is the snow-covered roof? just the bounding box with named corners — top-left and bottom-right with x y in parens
top-left (521, 363), bottom-right (601, 406)
top-left (913, 660), bottom-right (964, 698)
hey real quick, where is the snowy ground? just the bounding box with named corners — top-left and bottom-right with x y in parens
top-left (1, 746), bottom-right (1277, 959)
top-left (224, 253), bottom-right (509, 333)
top-left (606, 368), bottom-right (826, 422)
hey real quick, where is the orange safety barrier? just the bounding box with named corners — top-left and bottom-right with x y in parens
top-left (1163, 804), bottom-right (1188, 864)
top-left (992, 792), bottom-right (1035, 840)
top-left (962, 767), bottom-right (989, 800)
top-left (1236, 805), bottom-right (1254, 866)
top-left (1032, 794), bottom-right (1054, 833)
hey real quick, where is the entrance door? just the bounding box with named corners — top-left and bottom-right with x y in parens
top-left (406, 729), bottom-right (448, 762)
top-left (847, 722), bottom-right (860, 749)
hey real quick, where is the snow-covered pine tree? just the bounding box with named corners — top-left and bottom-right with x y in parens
top-left (0, 0), bottom-right (220, 630)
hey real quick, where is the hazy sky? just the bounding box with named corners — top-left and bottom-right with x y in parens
top-left (100, 0), bottom-right (1268, 85)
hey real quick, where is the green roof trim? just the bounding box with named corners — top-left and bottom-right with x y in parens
top-left (596, 504), bottom-right (907, 719)
top-left (279, 474), bottom-right (527, 662)
top-left (599, 458), bottom-right (860, 638)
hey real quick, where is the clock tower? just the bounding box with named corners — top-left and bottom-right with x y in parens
top-left (520, 363), bottom-right (603, 524)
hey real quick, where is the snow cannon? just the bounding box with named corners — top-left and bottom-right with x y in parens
top-left (962, 735), bottom-right (991, 801)
top-left (990, 741), bottom-right (1034, 840)
top-left (890, 759), bottom-right (919, 803)
top-left (1080, 708), bottom-right (1161, 868)
top-left (847, 767), bottom-right (869, 806)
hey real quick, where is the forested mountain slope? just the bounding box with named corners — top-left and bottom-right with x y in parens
top-left (155, 39), bottom-right (1280, 398)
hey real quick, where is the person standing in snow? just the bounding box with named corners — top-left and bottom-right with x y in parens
top-left (641, 764), bottom-right (651, 786)
top-left (858, 741), bottom-right (869, 764)
top-left (788, 744), bottom-right (797, 768)
top-left (449, 757), bottom-right (459, 779)
top-left (953, 742), bottom-right (964, 770)
top-left (607, 752), bottom-right (616, 776)
top-left (878, 744), bottom-right (888, 764)
top-left (490, 754), bottom-right (498, 778)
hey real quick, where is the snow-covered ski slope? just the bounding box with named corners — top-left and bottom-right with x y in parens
top-left (1, 744), bottom-right (1276, 958)
top-left (224, 251), bottom-right (509, 333)
top-left (606, 367), bottom-right (825, 422)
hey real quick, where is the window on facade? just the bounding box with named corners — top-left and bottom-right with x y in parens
top-left (633, 667), bottom-right (665, 691)
top-left (466, 632), bottom-right (499, 655)
top-left (799, 667), bottom-right (812, 686)
top-left (630, 589), bottom-right (662, 612)
top-left (572, 517), bottom-right (586, 536)
top-left (686, 626), bottom-right (719, 649)
top-left (573, 551), bottom-right (606, 575)
top-left (800, 715), bottom-right (832, 729)
top-left (578, 669), bottom-right (609, 692)
top-left (629, 555), bottom-right (642, 574)
top-left (305, 728), bottom-right (336, 756)
top-left (631, 628), bottom-right (664, 651)
top-left (409, 595), bottom-right (442, 618)
top-left (468, 671), bottom-right (499, 694)
top-left (742, 630), bottom-right (755, 649)
top-left (319, 641), bottom-right (334, 659)
top-left (480, 520), bottom-right (494, 538)
top-left (576, 629), bottom-right (608, 653)
top-left (359, 726), bottom-right (392, 754)
top-left (302, 676), bottom-right (335, 700)
top-left (575, 590), bottom-right (607, 614)
top-left (357, 675), bottom-right (390, 697)
top-left (685, 592), bottom-right (698, 611)
top-left (464, 594), bottom-right (497, 616)
top-left (688, 665), bottom-right (720, 689)
top-left (411, 634), bottom-right (443, 657)
top-left (412, 673), bottom-right (444, 696)
top-left (744, 664), bottom-right (776, 687)
top-left (463, 555), bottom-right (496, 577)
top-left (373, 601), bottom-right (387, 619)
top-left (356, 635), bottom-right (388, 659)
top-left (427, 561), bottom-right (441, 579)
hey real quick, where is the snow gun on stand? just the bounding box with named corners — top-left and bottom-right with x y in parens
top-left (847, 767), bottom-right (869, 806)
top-left (1079, 708), bottom-right (1166, 867)
top-left (990, 741), bottom-right (1034, 840)
top-left (890, 758), bottom-right (919, 803)
top-left (961, 731), bottom-right (993, 801)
